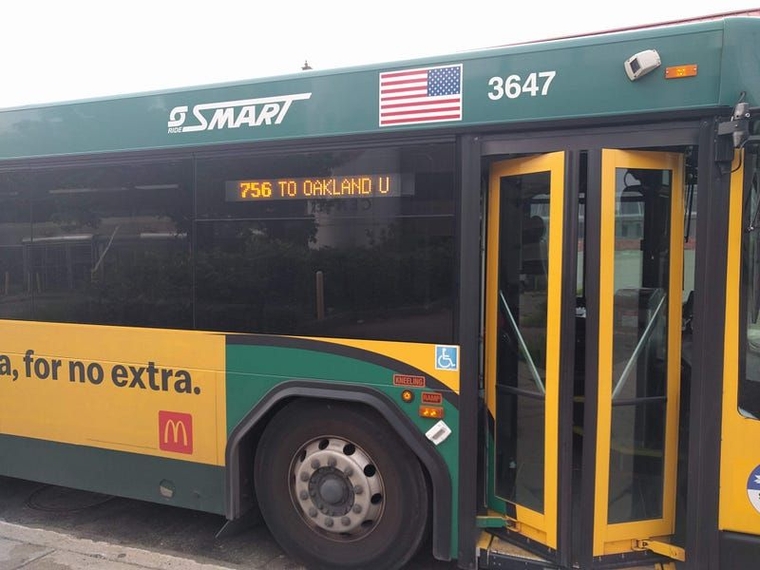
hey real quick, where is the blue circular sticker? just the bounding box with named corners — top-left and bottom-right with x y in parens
top-left (747, 465), bottom-right (760, 514)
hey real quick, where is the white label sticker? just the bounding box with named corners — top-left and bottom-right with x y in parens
top-left (425, 420), bottom-right (452, 446)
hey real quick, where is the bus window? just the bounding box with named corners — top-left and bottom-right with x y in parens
top-left (0, 172), bottom-right (31, 320)
top-left (194, 143), bottom-right (456, 343)
top-left (740, 153), bottom-right (760, 419)
top-left (26, 159), bottom-right (193, 328)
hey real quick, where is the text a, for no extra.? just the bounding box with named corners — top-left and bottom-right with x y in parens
top-left (9, 350), bottom-right (200, 394)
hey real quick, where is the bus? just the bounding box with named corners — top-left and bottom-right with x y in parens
top-left (1, 14), bottom-right (759, 570)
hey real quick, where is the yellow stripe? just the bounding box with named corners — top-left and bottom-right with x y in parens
top-left (594, 149), bottom-right (617, 555)
top-left (544, 151), bottom-right (565, 550)
top-left (485, 166), bottom-right (502, 418)
top-left (298, 336), bottom-right (460, 394)
top-left (664, 153), bottom-right (684, 531)
top-left (718, 150), bottom-right (760, 533)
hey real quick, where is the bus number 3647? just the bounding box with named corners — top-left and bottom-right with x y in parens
top-left (488, 71), bottom-right (557, 100)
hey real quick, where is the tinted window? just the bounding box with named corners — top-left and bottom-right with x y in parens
top-left (26, 160), bottom-right (193, 328)
top-left (0, 144), bottom-right (457, 344)
top-left (195, 144), bottom-right (455, 343)
top-left (0, 172), bottom-right (32, 320)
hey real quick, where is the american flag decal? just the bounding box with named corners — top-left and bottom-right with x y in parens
top-left (379, 64), bottom-right (462, 127)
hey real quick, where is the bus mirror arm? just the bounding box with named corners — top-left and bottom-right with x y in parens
top-left (716, 94), bottom-right (752, 165)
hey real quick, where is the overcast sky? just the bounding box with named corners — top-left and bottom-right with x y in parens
top-left (2, 0), bottom-right (759, 109)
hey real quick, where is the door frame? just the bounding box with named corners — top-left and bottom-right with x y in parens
top-left (483, 152), bottom-right (568, 557)
top-left (474, 122), bottom-right (701, 568)
top-left (592, 149), bottom-right (684, 555)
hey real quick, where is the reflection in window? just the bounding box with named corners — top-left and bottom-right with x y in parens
top-left (12, 161), bottom-right (193, 328)
top-left (194, 144), bottom-right (456, 343)
top-left (0, 144), bottom-right (456, 344)
top-left (0, 173), bottom-right (32, 320)
top-left (494, 171), bottom-right (551, 514)
top-left (609, 167), bottom-right (671, 524)
top-left (740, 156), bottom-right (760, 419)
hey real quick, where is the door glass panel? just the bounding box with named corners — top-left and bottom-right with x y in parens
top-left (495, 171), bottom-right (550, 513)
top-left (609, 167), bottom-right (671, 523)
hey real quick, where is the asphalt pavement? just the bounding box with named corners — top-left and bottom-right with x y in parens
top-left (0, 520), bottom-right (246, 570)
top-left (0, 476), bottom-right (452, 570)
top-left (0, 475), bottom-right (302, 570)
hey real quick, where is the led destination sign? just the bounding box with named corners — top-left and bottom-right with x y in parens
top-left (226, 174), bottom-right (401, 201)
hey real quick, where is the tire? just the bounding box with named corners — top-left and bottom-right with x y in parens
top-left (254, 399), bottom-right (429, 570)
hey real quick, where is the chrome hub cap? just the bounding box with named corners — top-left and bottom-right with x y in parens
top-left (291, 436), bottom-right (384, 538)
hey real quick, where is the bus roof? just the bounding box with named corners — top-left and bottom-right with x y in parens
top-left (1, 16), bottom-right (758, 162)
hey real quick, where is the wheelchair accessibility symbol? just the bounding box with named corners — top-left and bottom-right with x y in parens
top-left (435, 345), bottom-right (459, 371)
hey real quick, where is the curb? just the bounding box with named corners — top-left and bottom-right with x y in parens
top-left (0, 520), bottom-right (236, 570)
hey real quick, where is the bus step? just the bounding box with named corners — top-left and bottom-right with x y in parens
top-left (477, 532), bottom-right (676, 570)
top-left (477, 532), bottom-right (559, 569)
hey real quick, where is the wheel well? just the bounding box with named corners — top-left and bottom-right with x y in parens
top-left (225, 382), bottom-right (452, 561)
top-left (230, 397), bottom-right (291, 519)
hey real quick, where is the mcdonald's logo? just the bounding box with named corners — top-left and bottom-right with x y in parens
top-left (158, 411), bottom-right (193, 454)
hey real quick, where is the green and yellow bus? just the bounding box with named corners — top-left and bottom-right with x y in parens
top-left (1, 14), bottom-right (759, 570)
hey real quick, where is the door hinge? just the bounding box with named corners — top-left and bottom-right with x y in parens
top-left (633, 539), bottom-right (685, 562)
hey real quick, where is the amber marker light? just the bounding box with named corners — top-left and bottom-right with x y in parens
top-left (419, 406), bottom-right (444, 419)
top-left (665, 64), bottom-right (697, 79)
top-left (401, 390), bottom-right (414, 403)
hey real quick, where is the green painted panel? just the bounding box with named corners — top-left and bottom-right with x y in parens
top-left (0, 434), bottom-right (226, 514)
top-left (226, 344), bottom-right (390, 384)
top-left (465, 27), bottom-right (723, 125)
top-left (0, 19), bottom-right (756, 161)
top-left (225, 344), bottom-right (459, 460)
top-left (719, 19), bottom-right (760, 107)
top-left (225, 342), bottom-right (460, 555)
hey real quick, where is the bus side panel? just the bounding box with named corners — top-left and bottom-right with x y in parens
top-left (720, 531), bottom-right (760, 569)
top-left (224, 335), bottom-right (461, 556)
top-left (719, 157), bottom-right (760, 540)
top-left (0, 320), bottom-right (229, 512)
top-left (0, 434), bottom-right (225, 513)
top-left (0, 320), bottom-right (227, 466)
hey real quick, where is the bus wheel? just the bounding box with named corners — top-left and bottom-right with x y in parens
top-left (254, 400), bottom-right (429, 570)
